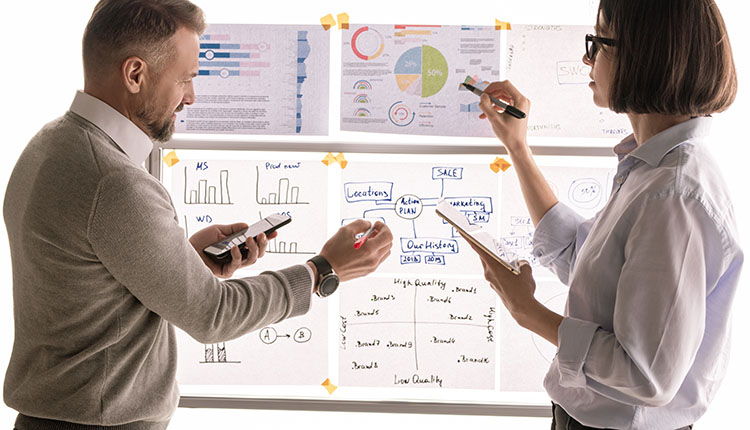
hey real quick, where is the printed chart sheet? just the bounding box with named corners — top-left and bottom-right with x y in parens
top-left (506, 25), bottom-right (631, 138)
top-left (341, 25), bottom-right (501, 137)
top-left (175, 24), bottom-right (329, 135)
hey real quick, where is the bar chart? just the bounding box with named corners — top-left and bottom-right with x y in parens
top-left (266, 237), bottom-right (315, 255)
top-left (201, 342), bottom-right (240, 364)
top-left (184, 167), bottom-right (233, 205)
top-left (259, 211), bottom-right (315, 256)
top-left (255, 166), bottom-right (309, 205)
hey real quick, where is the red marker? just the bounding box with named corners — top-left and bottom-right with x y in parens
top-left (353, 224), bottom-right (376, 249)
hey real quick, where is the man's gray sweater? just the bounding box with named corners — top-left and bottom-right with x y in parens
top-left (3, 111), bottom-right (312, 428)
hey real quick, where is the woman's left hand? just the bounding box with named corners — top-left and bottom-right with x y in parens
top-left (460, 232), bottom-right (537, 322)
top-left (461, 231), bottom-right (563, 346)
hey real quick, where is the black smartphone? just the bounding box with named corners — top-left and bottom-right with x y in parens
top-left (203, 214), bottom-right (292, 264)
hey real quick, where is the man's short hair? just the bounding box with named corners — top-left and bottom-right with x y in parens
top-left (599, 0), bottom-right (737, 116)
top-left (82, 0), bottom-right (205, 81)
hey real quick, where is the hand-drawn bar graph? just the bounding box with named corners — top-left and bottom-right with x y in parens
top-left (266, 237), bottom-right (315, 255)
top-left (255, 166), bottom-right (309, 205)
top-left (184, 166), bottom-right (233, 205)
top-left (200, 342), bottom-right (240, 364)
top-left (258, 211), bottom-right (315, 255)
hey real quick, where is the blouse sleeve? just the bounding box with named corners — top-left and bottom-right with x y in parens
top-left (552, 194), bottom-right (722, 406)
top-left (532, 201), bottom-right (596, 285)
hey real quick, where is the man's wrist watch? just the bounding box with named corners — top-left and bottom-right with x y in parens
top-left (307, 255), bottom-right (339, 297)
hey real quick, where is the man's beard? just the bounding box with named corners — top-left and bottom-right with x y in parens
top-left (136, 101), bottom-right (183, 143)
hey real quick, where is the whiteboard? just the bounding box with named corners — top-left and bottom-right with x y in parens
top-left (152, 0), bottom-right (623, 414)
top-left (159, 149), bottom-right (617, 412)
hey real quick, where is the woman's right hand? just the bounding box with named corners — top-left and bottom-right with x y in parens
top-left (478, 80), bottom-right (531, 155)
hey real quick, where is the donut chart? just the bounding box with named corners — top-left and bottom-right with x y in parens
top-left (351, 26), bottom-right (385, 61)
top-left (389, 101), bottom-right (415, 127)
top-left (394, 45), bottom-right (448, 98)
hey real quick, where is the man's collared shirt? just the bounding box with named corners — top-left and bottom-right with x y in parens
top-left (69, 90), bottom-right (153, 166)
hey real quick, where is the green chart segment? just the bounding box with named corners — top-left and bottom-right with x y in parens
top-left (394, 45), bottom-right (449, 98)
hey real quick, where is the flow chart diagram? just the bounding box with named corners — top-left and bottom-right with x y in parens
top-left (341, 162), bottom-right (500, 274)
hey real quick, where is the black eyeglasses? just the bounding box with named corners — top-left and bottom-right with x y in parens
top-left (585, 34), bottom-right (616, 61)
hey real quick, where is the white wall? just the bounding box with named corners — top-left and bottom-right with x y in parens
top-left (1, 0), bottom-right (747, 428)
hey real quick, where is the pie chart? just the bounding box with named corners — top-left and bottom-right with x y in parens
top-left (394, 45), bottom-right (449, 98)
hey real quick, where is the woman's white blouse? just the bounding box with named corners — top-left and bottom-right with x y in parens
top-left (534, 117), bottom-right (743, 430)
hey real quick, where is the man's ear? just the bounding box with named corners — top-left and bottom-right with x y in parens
top-left (122, 56), bottom-right (148, 94)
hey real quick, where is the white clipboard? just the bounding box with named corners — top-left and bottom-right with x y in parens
top-left (435, 199), bottom-right (520, 275)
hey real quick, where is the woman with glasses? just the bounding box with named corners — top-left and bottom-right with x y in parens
top-left (466, 0), bottom-right (740, 429)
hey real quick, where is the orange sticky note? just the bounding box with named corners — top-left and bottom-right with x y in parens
top-left (490, 157), bottom-right (512, 173)
top-left (321, 378), bottom-right (338, 394)
top-left (334, 152), bottom-right (348, 169)
top-left (321, 152), bottom-right (336, 166)
top-left (495, 19), bottom-right (511, 30)
top-left (320, 14), bottom-right (336, 31)
top-left (162, 150), bottom-right (180, 167)
top-left (337, 13), bottom-right (349, 30)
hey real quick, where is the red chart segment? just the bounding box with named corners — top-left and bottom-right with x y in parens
top-left (351, 26), bottom-right (385, 61)
top-left (389, 101), bottom-right (415, 127)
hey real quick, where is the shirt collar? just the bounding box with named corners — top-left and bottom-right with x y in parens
top-left (69, 90), bottom-right (153, 166)
top-left (620, 117), bottom-right (712, 167)
top-left (613, 134), bottom-right (638, 162)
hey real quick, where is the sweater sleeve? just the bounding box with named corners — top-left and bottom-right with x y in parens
top-left (87, 169), bottom-right (312, 344)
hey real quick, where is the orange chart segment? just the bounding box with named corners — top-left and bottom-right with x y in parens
top-left (396, 74), bottom-right (421, 95)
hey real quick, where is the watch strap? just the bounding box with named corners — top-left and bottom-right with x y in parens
top-left (308, 255), bottom-right (338, 298)
top-left (308, 255), bottom-right (333, 277)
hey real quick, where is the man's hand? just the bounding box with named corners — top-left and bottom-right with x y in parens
top-left (188, 222), bottom-right (276, 278)
top-left (318, 220), bottom-right (393, 282)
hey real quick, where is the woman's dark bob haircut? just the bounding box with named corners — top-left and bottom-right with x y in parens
top-left (598, 0), bottom-right (737, 115)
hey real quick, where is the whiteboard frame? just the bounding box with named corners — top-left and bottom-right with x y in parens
top-left (150, 138), bottom-right (614, 180)
top-left (149, 139), bottom-right (613, 417)
top-left (178, 396), bottom-right (552, 417)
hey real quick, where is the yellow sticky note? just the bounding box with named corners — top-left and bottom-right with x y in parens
top-left (334, 152), bottom-right (348, 169)
top-left (322, 152), bottom-right (336, 166)
top-left (320, 14), bottom-right (336, 31)
top-left (490, 157), bottom-right (512, 173)
top-left (321, 378), bottom-right (338, 394)
top-left (495, 19), bottom-right (511, 30)
top-left (337, 13), bottom-right (349, 30)
top-left (162, 150), bottom-right (180, 167)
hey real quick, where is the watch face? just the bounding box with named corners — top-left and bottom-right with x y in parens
top-left (318, 273), bottom-right (339, 297)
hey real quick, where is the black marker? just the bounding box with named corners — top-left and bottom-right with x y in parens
top-left (461, 82), bottom-right (526, 119)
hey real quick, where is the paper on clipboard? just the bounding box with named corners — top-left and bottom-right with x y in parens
top-left (435, 199), bottom-right (520, 274)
